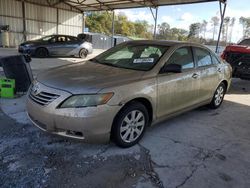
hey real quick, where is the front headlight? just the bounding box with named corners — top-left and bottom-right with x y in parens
top-left (24, 44), bottom-right (33, 48)
top-left (59, 93), bottom-right (114, 108)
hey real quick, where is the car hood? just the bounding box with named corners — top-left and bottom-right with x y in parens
top-left (37, 61), bottom-right (145, 94)
top-left (20, 40), bottom-right (43, 46)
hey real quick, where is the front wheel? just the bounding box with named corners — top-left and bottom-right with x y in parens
top-left (112, 102), bottom-right (149, 148)
top-left (35, 48), bottom-right (48, 58)
top-left (209, 83), bottom-right (226, 109)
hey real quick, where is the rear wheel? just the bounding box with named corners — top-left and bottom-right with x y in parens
top-left (209, 83), bottom-right (226, 109)
top-left (35, 48), bottom-right (49, 58)
top-left (112, 102), bottom-right (149, 148)
top-left (79, 48), bottom-right (88, 58)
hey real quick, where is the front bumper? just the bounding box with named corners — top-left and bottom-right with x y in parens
top-left (18, 46), bottom-right (34, 55)
top-left (26, 82), bottom-right (121, 143)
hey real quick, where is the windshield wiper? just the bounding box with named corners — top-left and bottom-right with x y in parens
top-left (102, 62), bottom-right (121, 68)
top-left (89, 58), bottom-right (102, 64)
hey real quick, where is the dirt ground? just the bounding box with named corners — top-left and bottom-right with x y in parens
top-left (0, 48), bottom-right (250, 188)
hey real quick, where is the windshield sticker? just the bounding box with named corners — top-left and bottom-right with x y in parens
top-left (133, 58), bottom-right (154, 63)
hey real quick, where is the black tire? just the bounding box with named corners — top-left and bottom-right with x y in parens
top-left (209, 82), bottom-right (226, 109)
top-left (35, 48), bottom-right (49, 58)
top-left (79, 48), bottom-right (88, 58)
top-left (112, 102), bottom-right (149, 148)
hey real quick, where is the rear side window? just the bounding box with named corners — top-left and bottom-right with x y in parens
top-left (194, 48), bottom-right (212, 67)
top-left (167, 47), bottom-right (194, 69)
top-left (67, 36), bottom-right (78, 42)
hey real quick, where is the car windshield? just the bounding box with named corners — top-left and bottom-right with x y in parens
top-left (91, 44), bottom-right (169, 71)
top-left (40, 36), bottom-right (54, 41)
top-left (238, 39), bottom-right (250, 46)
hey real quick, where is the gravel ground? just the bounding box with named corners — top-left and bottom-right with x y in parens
top-left (0, 48), bottom-right (250, 188)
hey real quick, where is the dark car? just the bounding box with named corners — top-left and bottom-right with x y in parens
top-left (18, 35), bottom-right (93, 58)
top-left (221, 38), bottom-right (250, 80)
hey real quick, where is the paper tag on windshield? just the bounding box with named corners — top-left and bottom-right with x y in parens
top-left (133, 58), bottom-right (154, 63)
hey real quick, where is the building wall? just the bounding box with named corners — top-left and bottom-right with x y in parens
top-left (0, 0), bottom-right (83, 47)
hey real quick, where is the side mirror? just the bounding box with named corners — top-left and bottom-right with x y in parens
top-left (160, 64), bottom-right (182, 73)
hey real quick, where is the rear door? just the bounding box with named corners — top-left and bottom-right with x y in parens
top-left (157, 46), bottom-right (200, 118)
top-left (192, 47), bottom-right (221, 102)
top-left (49, 36), bottom-right (72, 56)
top-left (64, 36), bottom-right (80, 54)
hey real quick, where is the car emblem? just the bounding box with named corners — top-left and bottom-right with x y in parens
top-left (32, 84), bottom-right (40, 95)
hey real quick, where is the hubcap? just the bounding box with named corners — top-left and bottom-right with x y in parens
top-left (120, 110), bottom-right (145, 143)
top-left (214, 86), bottom-right (224, 106)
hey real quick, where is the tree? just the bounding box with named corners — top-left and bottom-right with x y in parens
top-left (157, 22), bottom-right (170, 39)
top-left (85, 11), bottom-right (152, 39)
top-left (239, 17), bottom-right (250, 38)
top-left (228, 17), bottom-right (236, 43)
top-left (222, 17), bottom-right (230, 43)
top-left (200, 20), bottom-right (208, 39)
top-left (211, 16), bottom-right (220, 40)
top-left (188, 23), bottom-right (201, 39)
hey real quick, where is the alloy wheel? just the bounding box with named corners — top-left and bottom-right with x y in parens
top-left (214, 86), bottom-right (225, 106)
top-left (120, 110), bottom-right (145, 143)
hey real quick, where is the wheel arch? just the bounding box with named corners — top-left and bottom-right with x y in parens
top-left (111, 97), bottom-right (154, 134)
top-left (35, 47), bottom-right (49, 55)
top-left (221, 80), bottom-right (228, 90)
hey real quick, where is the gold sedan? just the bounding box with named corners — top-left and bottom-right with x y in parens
top-left (27, 40), bottom-right (232, 147)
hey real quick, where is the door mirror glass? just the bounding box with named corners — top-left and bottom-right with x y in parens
top-left (160, 63), bottom-right (182, 73)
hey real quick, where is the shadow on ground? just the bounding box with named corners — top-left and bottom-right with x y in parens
top-left (0, 79), bottom-right (250, 188)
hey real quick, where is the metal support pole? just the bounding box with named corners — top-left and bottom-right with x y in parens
top-left (216, 1), bottom-right (227, 53)
top-left (56, 8), bottom-right (59, 34)
top-left (22, 1), bottom-right (27, 41)
top-left (82, 11), bottom-right (85, 33)
top-left (154, 7), bottom-right (158, 39)
top-left (111, 10), bottom-right (115, 47)
top-left (150, 6), bottom-right (158, 39)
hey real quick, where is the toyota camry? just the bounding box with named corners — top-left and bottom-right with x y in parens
top-left (26, 40), bottom-right (232, 147)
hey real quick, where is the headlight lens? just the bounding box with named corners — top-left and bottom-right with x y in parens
top-left (59, 93), bottom-right (114, 108)
top-left (24, 44), bottom-right (33, 47)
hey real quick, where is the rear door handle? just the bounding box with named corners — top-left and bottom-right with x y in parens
top-left (218, 68), bottom-right (222, 72)
top-left (192, 73), bottom-right (199, 79)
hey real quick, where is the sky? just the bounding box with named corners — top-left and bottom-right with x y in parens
top-left (115, 0), bottom-right (249, 42)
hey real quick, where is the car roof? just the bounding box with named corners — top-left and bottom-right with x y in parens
top-left (124, 40), bottom-right (208, 48)
top-left (48, 34), bottom-right (77, 38)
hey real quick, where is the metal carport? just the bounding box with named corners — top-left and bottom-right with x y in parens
top-left (63, 0), bottom-right (227, 52)
top-left (1, 0), bottom-right (227, 52)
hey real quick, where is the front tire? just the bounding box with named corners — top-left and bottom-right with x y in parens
top-left (209, 83), bottom-right (226, 109)
top-left (112, 102), bottom-right (149, 148)
top-left (35, 48), bottom-right (49, 58)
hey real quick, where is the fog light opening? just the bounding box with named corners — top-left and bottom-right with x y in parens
top-left (66, 130), bottom-right (83, 137)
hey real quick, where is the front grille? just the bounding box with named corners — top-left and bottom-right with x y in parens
top-left (29, 91), bottom-right (60, 106)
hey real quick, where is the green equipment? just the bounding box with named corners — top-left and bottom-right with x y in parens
top-left (0, 78), bottom-right (15, 98)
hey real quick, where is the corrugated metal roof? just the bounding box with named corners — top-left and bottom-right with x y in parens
top-left (64, 0), bottom-right (226, 11)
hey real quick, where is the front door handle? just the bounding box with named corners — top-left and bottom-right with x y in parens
top-left (217, 68), bottom-right (222, 72)
top-left (192, 73), bottom-right (199, 79)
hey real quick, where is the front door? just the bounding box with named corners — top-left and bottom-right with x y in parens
top-left (157, 46), bottom-right (200, 118)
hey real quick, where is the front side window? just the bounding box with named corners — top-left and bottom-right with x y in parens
top-left (92, 44), bottom-right (169, 71)
top-left (167, 47), bottom-right (194, 69)
top-left (40, 35), bottom-right (54, 41)
top-left (194, 48), bottom-right (212, 67)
